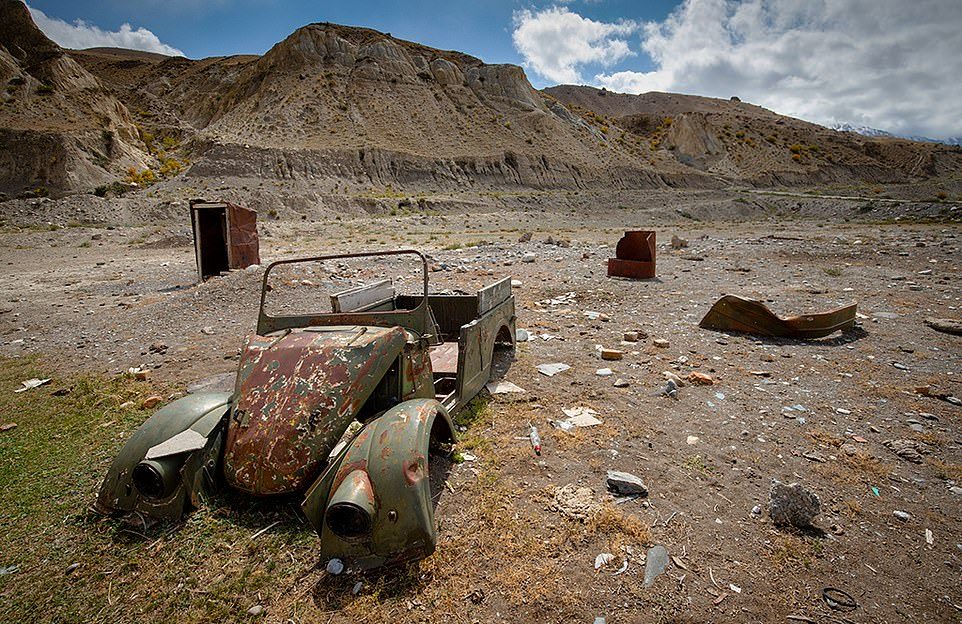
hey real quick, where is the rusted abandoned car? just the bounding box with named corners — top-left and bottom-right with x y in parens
top-left (95, 250), bottom-right (516, 570)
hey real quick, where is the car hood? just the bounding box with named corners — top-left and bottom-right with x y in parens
top-left (224, 325), bottom-right (408, 495)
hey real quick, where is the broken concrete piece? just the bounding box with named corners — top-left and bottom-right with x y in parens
top-left (769, 480), bottom-right (821, 528)
top-left (559, 407), bottom-right (603, 428)
top-left (536, 363), bottom-right (570, 377)
top-left (606, 470), bottom-right (648, 496)
top-left (485, 380), bottom-right (526, 394)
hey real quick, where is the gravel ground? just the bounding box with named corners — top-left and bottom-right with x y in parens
top-left (1, 197), bottom-right (961, 622)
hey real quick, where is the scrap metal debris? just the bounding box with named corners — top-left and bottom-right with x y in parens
top-left (14, 378), bottom-right (50, 393)
top-left (608, 231), bottom-right (656, 279)
top-left (699, 295), bottom-right (856, 339)
top-left (925, 317), bottom-right (962, 335)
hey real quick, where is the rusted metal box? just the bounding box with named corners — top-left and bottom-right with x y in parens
top-left (608, 231), bottom-right (656, 279)
top-left (190, 199), bottom-right (260, 281)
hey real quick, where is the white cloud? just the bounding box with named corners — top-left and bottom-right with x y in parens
top-left (512, 7), bottom-right (637, 84)
top-left (27, 3), bottom-right (184, 56)
top-left (592, 0), bottom-right (962, 139)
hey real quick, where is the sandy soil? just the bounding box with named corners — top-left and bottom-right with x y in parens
top-left (1, 194), bottom-right (960, 622)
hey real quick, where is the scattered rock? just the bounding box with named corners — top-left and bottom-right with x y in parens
top-left (521, 252), bottom-right (536, 263)
top-left (653, 338), bottom-right (669, 348)
top-left (613, 378), bottom-right (629, 388)
top-left (769, 480), bottom-right (820, 529)
top-left (663, 371), bottom-right (685, 387)
top-left (670, 234), bottom-right (689, 249)
top-left (601, 348), bottom-right (623, 361)
top-left (623, 331), bottom-right (640, 342)
top-left (687, 372), bottom-right (714, 385)
top-left (883, 439), bottom-right (924, 463)
top-left (148, 342), bottom-right (168, 354)
top-left (141, 396), bottom-right (163, 410)
top-left (64, 562), bottom-right (80, 575)
top-left (518, 232), bottom-right (532, 243)
top-left (595, 368), bottom-right (613, 377)
top-left (200, 326), bottom-right (215, 335)
top-left (247, 605), bottom-right (265, 616)
top-left (0, 423), bottom-right (17, 432)
top-left (643, 545), bottom-right (668, 587)
top-left (893, 510), bottom-right (912, 522)
top-left (924, 317), bottom-right (962, 335)
top-left (326, 558), bottom-right (345, 575)
top-left (606, 470), bottom-right (648, 496)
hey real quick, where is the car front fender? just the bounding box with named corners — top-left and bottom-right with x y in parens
top-left (95, 392), bottom-right (231, 524)
top-left (301, 398), bottom-right (455, 570)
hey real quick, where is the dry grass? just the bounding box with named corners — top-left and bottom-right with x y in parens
top-left (765, 534), bottom-right (824, 573)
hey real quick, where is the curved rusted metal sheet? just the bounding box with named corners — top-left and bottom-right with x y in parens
top-left (223, 325), bottom-right (409, 495)
top-left (301, 398), bottom-right (456, 570)
top-left (608, 230), bottom-right (656, 279)
top-left (699, 294), bottom-right (857, 339)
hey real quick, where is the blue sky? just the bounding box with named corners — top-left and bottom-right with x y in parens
top-left (25, 0), bottom-right (677, 86)
top-left (23, 0), bottom-right (962, 139)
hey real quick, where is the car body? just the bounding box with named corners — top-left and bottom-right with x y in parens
top-left (95, 249), bottom-right (516, 570)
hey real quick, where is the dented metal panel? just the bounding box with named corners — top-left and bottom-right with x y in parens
top-left (699, 295), bottom-right (857, 339)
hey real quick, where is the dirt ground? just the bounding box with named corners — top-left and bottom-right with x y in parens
top-left (0, 192), bottom-right (960, 623)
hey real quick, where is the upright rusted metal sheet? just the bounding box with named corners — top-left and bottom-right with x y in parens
top-left (225, 202), bottom-right (260, 269)
top-left (608, 230), bottom-right (656, 279)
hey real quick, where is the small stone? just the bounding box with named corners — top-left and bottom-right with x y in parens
top-left (670, 234), bottom-right (689, 249)
top-left (653, 338), bottom-right (669, 348)
top-left (768, 480), bottom-right (820, 529)
top-left (883, 439), bottom-right (924, 463)
top-left (326, 558), bottom-right (345, 575)
top-left (663, 371), bottom-right (685, 387)
top-left (613, 378), bottom-right (629, 388)
top-left (596, 368), bottom-right (614, 377)
top-left (510, 279), bottom-right (523, 288)
top-left (601, 348), bottom-right (623, 361)
top-left (518, 232), bottom-right (532, 243)
top-left (606, 470), bottom-right (648, 496)
top-left (65, 563), bottom-right (80, 575)
top-left (687, 372), bottom-right (713, 385)
top-left (148, 342), bottom-right (167, 354)
top-left (840, 443), bottom-right (858, 456)
top-left (247, 605), bottom-right (264, 616)
top-left (201, 326), bottom-right (215, 335)
top-left (521, 252), bottom-right (536, 263)
top-left (140, 396), bottom-right (163, 410)
top-left (760, 353), bottom-right (775, 362)
top-left (893, 510), bottom-right (912, 522)
top-left (686, 435), bottom-right (699, 445)
top-left (623, 331), bottom-right (640, 342)
top-left (751, 505), bottom-right (762, 516)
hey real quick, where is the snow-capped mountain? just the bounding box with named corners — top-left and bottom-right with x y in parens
top-left (830, 123), bottom-right (962, 146)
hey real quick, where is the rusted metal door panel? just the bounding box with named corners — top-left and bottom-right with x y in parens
top-left (226, 202), bottom-right (260, 269)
